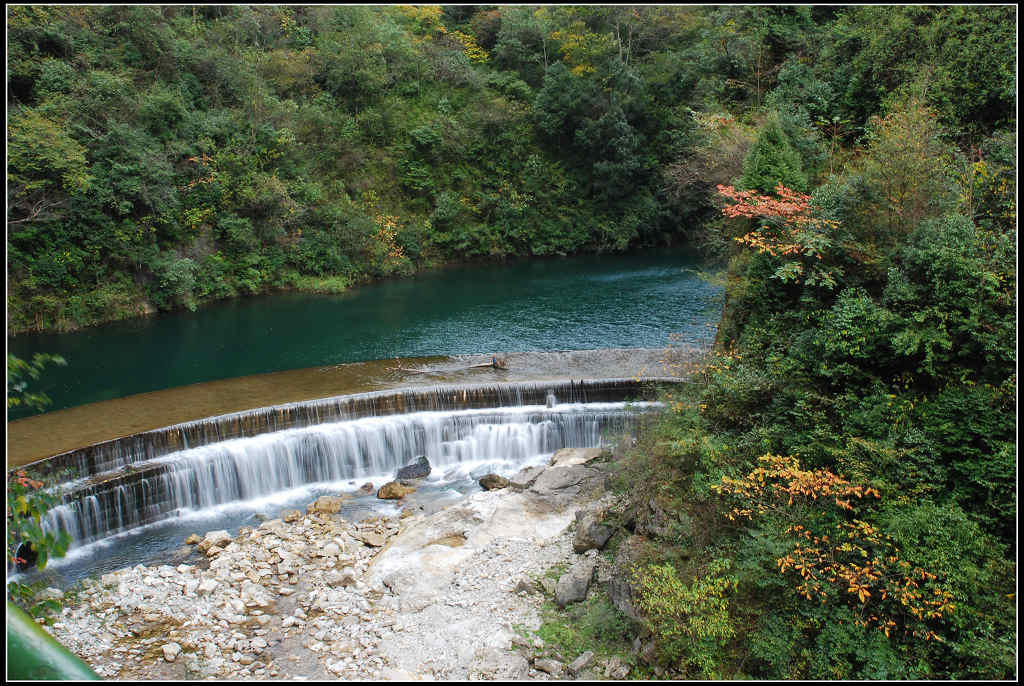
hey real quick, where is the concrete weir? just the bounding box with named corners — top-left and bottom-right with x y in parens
top-left (23, 378), bottom-right (678, 553)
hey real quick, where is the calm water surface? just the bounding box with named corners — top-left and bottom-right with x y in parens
top-left (8, 248), bottom-right (722, 420)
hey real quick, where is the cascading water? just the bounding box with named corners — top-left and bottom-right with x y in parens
top-left (19, 379), bottom-right (676, 577)
top-left (46, 402), bottom-right (656, 547)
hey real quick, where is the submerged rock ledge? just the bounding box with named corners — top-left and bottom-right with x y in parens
top-left (43, 450), bottom-right (633, 681)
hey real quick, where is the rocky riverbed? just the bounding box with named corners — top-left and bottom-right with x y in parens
top-left (42, 448), bottom-right (639, 680)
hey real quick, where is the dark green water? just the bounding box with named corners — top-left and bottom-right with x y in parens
top-left (8, 248), bottom-right (722, 419)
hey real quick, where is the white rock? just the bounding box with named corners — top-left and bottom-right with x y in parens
top-left (162, 642), bottom-right (181, 662)
top-left (197, 579), bottom-right (219, 595)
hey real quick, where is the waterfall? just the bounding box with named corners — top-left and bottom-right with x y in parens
top-left (29, 379), bottom-right (677, 551)
top-left (23, 378), bottom-right (675, 481)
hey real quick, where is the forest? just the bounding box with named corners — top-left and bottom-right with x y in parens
top-left (6, 4), bottom-right (1017, 679)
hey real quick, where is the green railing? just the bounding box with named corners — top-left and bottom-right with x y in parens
top-left (6, 600), bottom-right (100, 680)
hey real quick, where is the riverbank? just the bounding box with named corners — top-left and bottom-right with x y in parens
top-left (37, 448), bottom-right (639, 680)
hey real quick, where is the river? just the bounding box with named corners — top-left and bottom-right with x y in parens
top-left (8, 247), bottom-right (722, 462)
top-left (8, 248), bottom-right (721, 587)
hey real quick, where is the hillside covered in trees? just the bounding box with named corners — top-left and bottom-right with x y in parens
top-left (6, 6), bottom-right (1017, 679)
top-left (8, 5), bottom-right (1014, 334)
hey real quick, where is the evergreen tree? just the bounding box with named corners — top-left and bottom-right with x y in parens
top-left (739, 112), bottom-right (808, 192)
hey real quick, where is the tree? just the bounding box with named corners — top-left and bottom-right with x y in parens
top-left (846, 89), bottom-right (957, 246)
top-left (7, 108), bottom-right (92, 226)
top-left (739, 112), bottom-right (808, 193)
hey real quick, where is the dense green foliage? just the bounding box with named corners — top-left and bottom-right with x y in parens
top-left (5, 6), bottom-right (1016, 677)
top-left (7, 5), bottom-right (698, 333)
top-left (8, 5), bottom-right (1014, 335)
top-left (622, 12), bottom-right (1016, 675)
top-left (7, 353), bottom-right (73, 617)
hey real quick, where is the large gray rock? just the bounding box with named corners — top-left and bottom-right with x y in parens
top-left (395, 455), bottom-right (431, 480)
top-left (554, 558), bottom-right (597, 608)
top-left (530, 465), bottom-right (595, 494)
top-left (573, 506), bottom-right (613, 553)
top-left (633, 495), bottom-right (693, 542)
top-left (509, 465), bottom-right (545, 490)
top-left (470, 647), bottom-right (530, 680)
top-left (534, 658), bottom-right (564, 677)
top-left (607, 535), bottom-right (648, 621)
top-left (550, 447), bottom-right (604, 467)
top-left (568, 651), bottom-right (595, 675)
top-left (528, 465), bottom-right (607, 507)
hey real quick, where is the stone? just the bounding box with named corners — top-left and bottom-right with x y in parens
top-left (309, 495), bottom-right (347, 514)
top-left (607, 535), bottom-right (648, 621)
top-left (196, 530), bottom-right (231, 553)
top-left (325, 568), bottom-right (358, 587)
top-left (513, 577), bottom-right (537, 595)
top-left (162, 642), bottom-right (182, 662)
top-left (572, 507), bottom-right (614, 553)
top-left (530, 465), bottom-right (594, 494)
top-left (470, 647), bottom-right (530, 680)
top-left (184, 533), bottom-right (202, 545)
top-left (478, 474), bottom-right (510, 491)
top-left (197, 578), bottom-right (219, 596)
top-left (554, 558), bottom-right (597, 608)
top-left (509, 465), bottom-right (545, 490)
top-left (534, 658), bottom-right (564, 677)
top-left (568, 651), bottom-right (595, 675)
top-left (603, 656), bottom-right (630, 679)
top-left (550, 447), bottom-right (604, 467)
top-left (36, 587), bottom-right (64, 602)
top-left (633, 637), bottom-right (658, 666)
top-left (377, 481), bottom-right (416, 500)
top-left (205, 545), bottom-right (224, 557)
top-left (359, 482), bottom-right (375, 495)
top-left (353, 531), bottom-right (386, 547)
top-left (259, 518), bottom-right (287, 535)
top-left (281, 509), bottom-right (302, 522)
top-left (322, 542), bottom-right (341, 557)
top-left (395, 455), bottom-right (432, 480)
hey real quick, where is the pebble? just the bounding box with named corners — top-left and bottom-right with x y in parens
top-left (41, 483), bottom-right (625, 681)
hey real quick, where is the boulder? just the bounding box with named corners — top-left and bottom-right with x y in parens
top-left (607, 535), bottom-right (648, 621)
top-left (509, 465), bottom-right (545, 490)
top-left (184, 533), bottom-right (202, 545)
top-left (281, 509), bottom-right (302, 522)
top-left (359, 482), bottom-right (375, 495)
top-left (478, 474), bottom-right (510, 490)
top-left (395, 455), bottom-right (431, 480)
top-left (568, 651), bottom-right (595, 675)
top-left (308, 495), bottom-right (347, 514)
top-left (353, 531), bottom-right (386, 547)
top-left (378, 481), bottom-right (416, 500)
top-left (162, 642), bottom-right (182, 663)
top-left (573, 506), bottom-right (614, 553)
top-left (534, 658), bottom-right (564, 677)
top-left (529, 465), bottom-right (607, 505)
top-left (196, 530), bottom-right (231, 553)
top-left (554, 558), bottom-right (597, 608)
top-left (470, 647), bottom-right (530, 680)
top-left (550, 447), bottom-right (604, 467)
